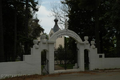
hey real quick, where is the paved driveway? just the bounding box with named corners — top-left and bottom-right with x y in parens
top-left (1, 70), bottom-right (120, 80)
top-left (35, 70), bottom-right (120, 80)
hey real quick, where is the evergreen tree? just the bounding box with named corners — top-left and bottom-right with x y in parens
top-left (0, 0), bottom-right (4, 62)
top-left (1, 0), bottom-right (42, 62)
top-left (111, 0), bottom-right (120, 56)
top-left (62, 0), bottom-right (119, 57)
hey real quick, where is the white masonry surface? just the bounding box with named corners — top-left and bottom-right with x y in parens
top-left (0, 29), bottom-right (120, 79)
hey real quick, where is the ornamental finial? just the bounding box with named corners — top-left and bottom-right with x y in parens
top-left (65, 19), bottom-right (68, 29)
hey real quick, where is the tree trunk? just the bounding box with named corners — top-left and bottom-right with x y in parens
top-left (13, 6), bottom-right (17, 61)
top-left (116, 34), bottom-right (120, 56)
top-left (25, 0), bottom-right (28, 37)
top-left (24, 0), bottom-right (29, 55)
top-left (100, 32), bottom-right (103, 53)
top-left (95, 7), bottom-right (101, 53)
top-left (0, 0), bottom-right (5, 62)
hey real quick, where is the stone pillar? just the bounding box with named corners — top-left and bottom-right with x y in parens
top-left (31, 40), bottom-right (41, 74)
top-left (32, 40), bottom-right (40, 63)
top-left (77, 43), bottom-right (85, 71)
top-left (48, 41), bottom-right (55, 74)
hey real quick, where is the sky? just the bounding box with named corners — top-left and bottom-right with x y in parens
top-left (36, 0), bottom-right (61, 34)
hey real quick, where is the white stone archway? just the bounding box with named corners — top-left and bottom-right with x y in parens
top-left (24, 29), bottom-right (98, 74)
top-left (49, 29), bottom-right (82, 43)
top-left (47, 29), bottom-right (88, 73)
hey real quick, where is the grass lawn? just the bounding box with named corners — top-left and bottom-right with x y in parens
top-left (58, 64), bottom-right (74, 69)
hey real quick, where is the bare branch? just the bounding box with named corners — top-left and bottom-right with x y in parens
top-left (50, 0), bottom-right (69, 29)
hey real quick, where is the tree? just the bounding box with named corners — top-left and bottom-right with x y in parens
top-left (111, 0), bottom-right (120, 56)
top-left (51, 1), bottom-right (69, 29)
top-left (62, 0), bottom-right (96, 59)
top-left (1, 0), bottom-right (41, 62)
top-left (66, 37), bottom-right (77, 64)
top-left (61, 0), bottom-right (120, 57)
top-left (68, 0), bottom-right (101, 52)
top-left (55, 45), bottom-right (65, 64)
top-left (55, 38), bottom-right (77, 64)
top-left (64, 0), bottom-right (111, 54)
top-left (0, 0), bottom-right (4, 62)
top-left (28, 18), bottom-right (44, 39)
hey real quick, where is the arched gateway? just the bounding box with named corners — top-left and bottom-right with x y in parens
top-left (48, 29), bottom-right (85, 73)
top-left (20, 28), bottom-right (101, 75)
top-left (34, 28), bottom-right (96, 74)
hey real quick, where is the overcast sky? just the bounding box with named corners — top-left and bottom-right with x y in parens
top-left (36, 0), bottom-right (61, 34)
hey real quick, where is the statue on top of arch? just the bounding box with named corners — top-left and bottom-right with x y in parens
top-left (65, 19), bottom-right (68, 29)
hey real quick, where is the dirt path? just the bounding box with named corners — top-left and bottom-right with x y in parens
top-left (1, 70), bottom-right (120, 80)
top-left (38, 71), bottom-right (120, 80)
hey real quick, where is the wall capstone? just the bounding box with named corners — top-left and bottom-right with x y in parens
top-left (91, 41), bottom-right (95, 49)
top-left (33, 40), bottom-right (39, 49)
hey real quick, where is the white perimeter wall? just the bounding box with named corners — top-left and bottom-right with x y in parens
top-left (102, 58), bottom-right (120, 69)
top-left (0, 61), bottom-right (41, 79)
top-left (90, 54), bottom-right (120, 70)
top-left (89, 48), bottom-right (120, 70)
top-left (0, 38), bottom-right (120, 79)
top-left (0, 46), bottom-right (41, 79)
